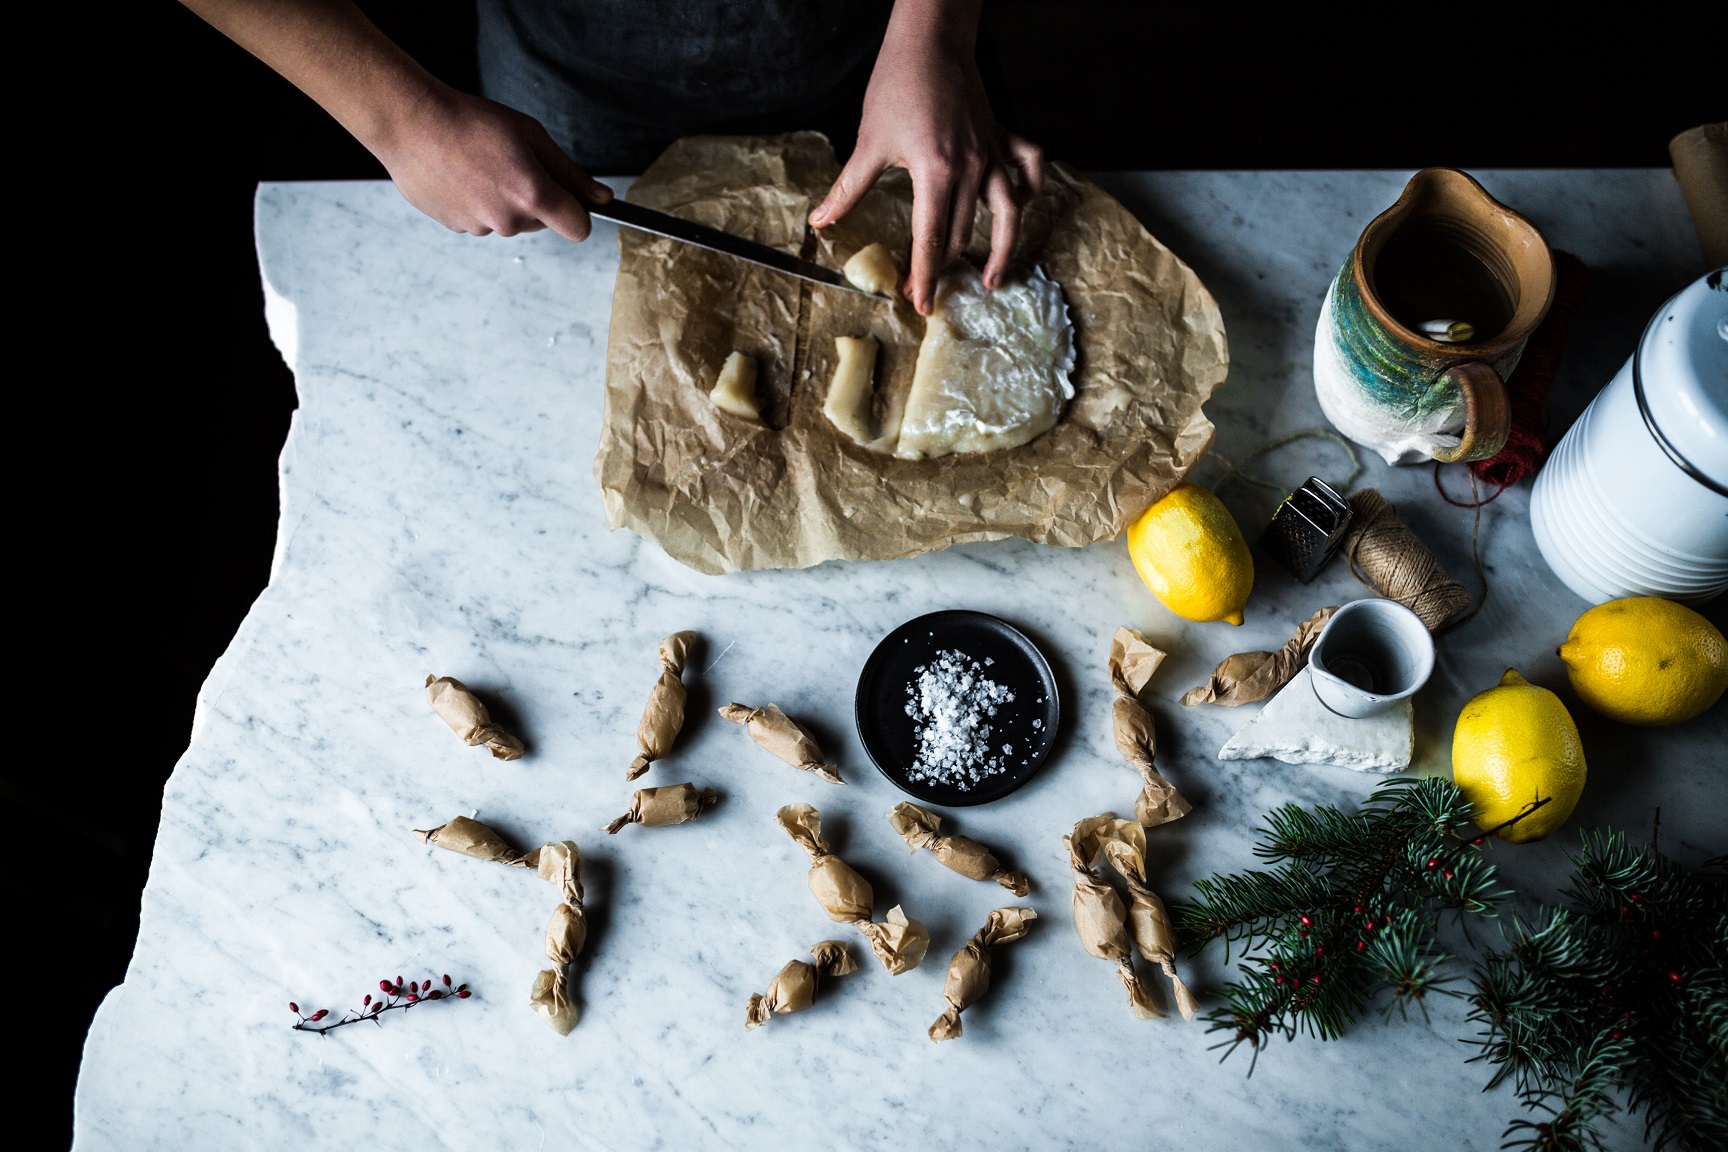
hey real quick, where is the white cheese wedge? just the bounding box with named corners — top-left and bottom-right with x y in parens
top-left (1217, 667), bottom-right (1412, 773)
top-left (894, 265), bottom-right (1075, 460)
top-left (709, 351), bottom-right (761, 423)
top-left (824, 336), bottom-right (879, 445)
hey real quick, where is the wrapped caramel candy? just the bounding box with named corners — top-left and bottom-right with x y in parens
top-left (1108, 628), bottom-right (1192, 827)
top-left (886, 802), bottom-right (1030, 896)
top-left (1095, 818), bottom-right (1198, 1020)
top-left (929, 907), bottom-right (1037, 1042)
top-left (1065, 814), bottom-right (1160, 1019)
top-left (528, 840), bottom-right (587, 1035)
top-left (627, 631), bottom-right (698, 780)
top-left (775, 803), bottom-right (930, 974)
top-left (718, 702), bottom-right (842, 784)
top-left (415, 817), bottom-right (588, 1035)
top-left (745, 941), bottom-right (857, 1029)
top-left (1180, 606), bottom-right (1337, 706)
top-left (425, 675), bottom-right (525, 761)
top-left (414, 814), bottom-right (536, 866)
top-left (603, 783), bottom-right (718, 834)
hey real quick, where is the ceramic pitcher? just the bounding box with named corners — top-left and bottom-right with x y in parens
top-left (1314, 168), bottom-right (1555, 465)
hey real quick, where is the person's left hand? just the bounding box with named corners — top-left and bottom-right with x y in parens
top-left (808, 0), bottom-right (1044, 314)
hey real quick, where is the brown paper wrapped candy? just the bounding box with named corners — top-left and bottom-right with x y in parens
top-left (425, 675), bottom-right (525, 760)
top-left (1108, 628), bottom-right (1192, 827)
top-left (775, 803), bottom-right (930, 974)
top-left (1065, 814), bottom-right (1160, 1019)
top-left (603, 783), bottom-right (717, 834)
top-left (1095, 818), bottom-right (1198, 1020)
top-left (1180, 606), bottom-right (1337, 706)
top-left (929, 907), bottom-right (1037, 1042)
top-left (719, 702), bottom-right (843, 783)
top-left (745, 941), bottom-right (857, 1029)
top-left (886, 802), bottom-right (1030, 896)
top-left (414, 817), bottom-right (588, 1035)
top-left (627, 631), bottom-right (698, 779)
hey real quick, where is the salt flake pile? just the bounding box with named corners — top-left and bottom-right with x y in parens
top-left (903, 649), bottom-right (1016, 790)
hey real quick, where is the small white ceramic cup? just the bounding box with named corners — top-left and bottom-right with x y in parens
top-left (1309, 598), bottom-right (1435, 718)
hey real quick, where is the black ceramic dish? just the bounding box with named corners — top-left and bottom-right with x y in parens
top-left (854, 610), bottom-right (1061, 806)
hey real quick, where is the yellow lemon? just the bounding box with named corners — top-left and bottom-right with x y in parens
top-left (1125, 483), bottom-right (1253, 625)
top-left (1558, 597), bottom-right (1727, 726)
top-left (1452, 669), bottom-right (1586, 843)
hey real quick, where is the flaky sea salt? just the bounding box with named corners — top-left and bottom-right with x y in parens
top-left (903, 649), bottom-right (1016, 790)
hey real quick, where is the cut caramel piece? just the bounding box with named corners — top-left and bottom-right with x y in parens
top-left (895, 265), bottom-right (1075, 459)
top-left (709, 351), bottom-right (761, 422)
top-left (823, 336), bottom-right (880, 446)
top-left (843, 243), bottom-right (900, 296)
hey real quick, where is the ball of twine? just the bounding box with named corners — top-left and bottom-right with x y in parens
top-left (1339, 488), bottom-right (1472, 631)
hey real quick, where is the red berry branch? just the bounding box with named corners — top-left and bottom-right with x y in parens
top-left (290, 974), bottom-right (472, 1036)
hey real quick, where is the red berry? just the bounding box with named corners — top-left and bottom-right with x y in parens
top-left (1669, 971), bottom-right (1681, 983)
top-left (406, 993), bottom-right (418, 1003)
top-left (1471, 837), bottom-right (1485, 846)
top-left (364, 994), bottom-right (372, 1007)
top-left (1443, 870), bottom-right (1454, 880)
top-left (1311, 973), bottom-right (1322, 985)
top-left (428, 990), bottom-right (443, 1000)
top-left (1357, 940), bottom-right (1366, 950)
top-left (1297, 929), bottom-right (1308, 937)
top-left (1316, 946), bottom-right (1325, 958)
top-left (1426, 858), bottom-right (1439, 869)
top-left (458, 984), bottom-right (468, 993)
top-left (1353, 905), bottom-right (1363, 913)
top-left (310, 1010), bottom-right (328, 1022)
top-left (1612, 1030), bottom-right (1624, 1040)
top-left (370, 1002), bottom-right (381, 1014)
top-left (396, 976), bottom-right (403, 987)
top-left (379, 979), bottom-right (392, 993)
top-left (1630, 893), bottom-right (1641, 902)
top-left (1652, 930), bottom-right (1661, 941)
top-left (442, 975), bottom-right (452, 987)
top-left (1300, 915), bottom-right (1312, 927)
top-left (456, 990), bottom-right (471, 999)
top-left (1269, 962), bottom-right (1279, 972)
top-left (288, 1002), bottom-right (299, 1014)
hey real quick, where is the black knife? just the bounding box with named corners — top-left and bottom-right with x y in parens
top-left (588, 198), bottom-right (889, 299)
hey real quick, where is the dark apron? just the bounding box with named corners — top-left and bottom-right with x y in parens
top-left (477, 0), bottom-right (890, 173)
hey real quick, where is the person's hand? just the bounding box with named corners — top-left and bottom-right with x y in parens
top-left (373, 90), bottom-right (613, 241)
top-left (808, 0), bottom-right (1043, 313)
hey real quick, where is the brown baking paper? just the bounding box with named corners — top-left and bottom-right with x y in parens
top-left (627, 631), bottom-right (697, 779)
top-left (886, 801), bottom-right (1030, 896)
top-left (596, 132), bottom-right (1229, 573)
top-left (414, 818), bottom-right (587, 1035)
top-left (775, 803), bottom-right (929, 974)
top-left (425, 675), bottom-right (524, 760)
top-left (1065, 814), bottom-right (1160, 1019)
top-left (1096, 818), bottom-right (1198, 1020)
top-left (929, 907), bottom-right (1037, 1042)
top-left (603, 783), bottom-right (717, 834)
top-left (1108, 628), bottom-right (1192, 828)
top-left (745, 940), bottom-right (857, 1029)
top-left (719, 702), bottom-right (842, 783)
top-left (1181, 605), bottom-right (1338, 707)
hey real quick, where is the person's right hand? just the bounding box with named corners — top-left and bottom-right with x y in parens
top-left (372, 90), bottom-right (613, 241)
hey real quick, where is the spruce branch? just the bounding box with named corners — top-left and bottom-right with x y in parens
top-left (1468, 832), bottom-right (1728, 1152)
top-left (1175, 777), bottom-right (1511, 1070)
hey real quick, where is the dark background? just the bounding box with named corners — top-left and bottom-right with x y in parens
top-left (34, 0), bottom-right (1721, 1141)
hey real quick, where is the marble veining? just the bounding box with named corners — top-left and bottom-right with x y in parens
top-left (74, 172), bottom-right (1720, 1150)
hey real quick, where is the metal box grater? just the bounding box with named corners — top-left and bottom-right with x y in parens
top-left (1260, 477), bottom-right (1354, 583)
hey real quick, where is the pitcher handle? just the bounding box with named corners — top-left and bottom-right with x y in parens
top-left (1430, 362), bottom-right (1510, 463)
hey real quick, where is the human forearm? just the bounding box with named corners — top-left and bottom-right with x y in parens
top-left (179, 0), bottom-right (442, 157)
top-left (180, 0), bottom-right (609, 240)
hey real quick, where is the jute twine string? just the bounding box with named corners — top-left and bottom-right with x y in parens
top-left (1340, 488), bottom-right (1477, 631)
top-left (1214, 427), bottom-right (1486, 633)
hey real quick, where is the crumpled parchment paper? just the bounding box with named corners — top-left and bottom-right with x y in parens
top-left (596, 132), bottom-right (1228, 572)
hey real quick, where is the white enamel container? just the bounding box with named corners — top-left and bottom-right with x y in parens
top-left (1531, 269), bottom-right (1728, 604)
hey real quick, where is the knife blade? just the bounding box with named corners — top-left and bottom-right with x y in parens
top-left (588, 198), bottom-right (889, 299)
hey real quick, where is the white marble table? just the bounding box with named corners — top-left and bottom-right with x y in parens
top-left (75, 171), bottom-right (1721, 1151)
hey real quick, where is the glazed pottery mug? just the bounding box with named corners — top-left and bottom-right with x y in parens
top-left (1314, 168), bottom-right (1555, 465)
